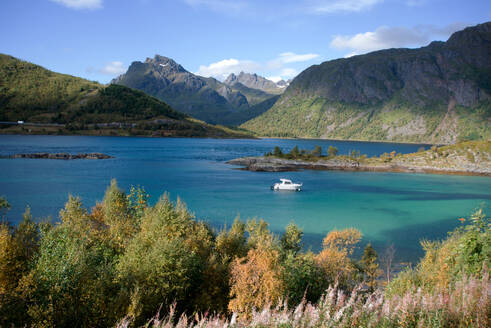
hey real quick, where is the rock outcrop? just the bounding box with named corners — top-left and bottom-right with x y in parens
top-left (226, 141), bottom-right (491, 176)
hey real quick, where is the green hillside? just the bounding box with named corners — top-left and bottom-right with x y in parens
top-left (0, 54), bottom-right (251, 138)
top-left (242, 23), bottom-right (491, 144)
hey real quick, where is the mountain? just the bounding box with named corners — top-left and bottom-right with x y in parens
top-left (112, 56), bottom-right (279, 126)
top-left (224, 72), bottom-right (284, 94)
top-left (275, 79), bottom-right (291, 88)
top-left (242, 23), bottom-right (491, 144)
top-left (0, 54), bottom-right (251, 138)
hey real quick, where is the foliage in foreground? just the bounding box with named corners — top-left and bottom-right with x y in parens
top-left (118, 273), bottom-right (490, 328)
top-left (0, 181), bottom-right (489, 328)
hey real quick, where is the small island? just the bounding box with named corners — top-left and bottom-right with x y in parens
top-left (4, 152), bottom-right (114, 160)
top-left (227, 140), bottom-right (491, 177)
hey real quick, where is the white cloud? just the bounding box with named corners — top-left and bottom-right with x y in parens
top-left (280, 68), bottom-right (298, 78)
top-left (330, 23), bottom-right (467, 55)
top-left (183, 0), bottom-right (247, 13)
top-left (311, 0), bottom-right (383, 13)
top-left (195, 58), bottom-right (260, 80)
top-left (277, 52), bottom-right (320, 63)
top-left (100, 61), bottom-right (126, 75)
top-left (266, 52), bottom-right (320, 71)
top-left (343, 52), bottom-right (358, 58)
top-left (87, 61), bottom-right (126, 76)
top-left (266, 76), bottom-right (284, 83)
top-left (50, 0), bottom-right (103, 10)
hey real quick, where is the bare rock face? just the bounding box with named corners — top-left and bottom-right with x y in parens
top-left (288, 23), bottom-right (491, 107)
top-left (224, 72), bottom-right (280, 92)
top-left (243, 23), bottom-right (491, 143)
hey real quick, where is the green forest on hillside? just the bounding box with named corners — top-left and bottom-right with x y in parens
top-left (0, 54), bottom-right (251, 138)
top-left (242, 96), bottom-right (491, 143)
top-left (0, 181), bottom-right (489, 327)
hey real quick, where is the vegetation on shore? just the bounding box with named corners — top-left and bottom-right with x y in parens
top-left (0, 54), bottom-right (252, 138)
top-left (255, 140), bottom-right (491, 175)
top-left (0, 118), bottom-right (253, 139)
top-left (0, 183), bottom-right (489, 327)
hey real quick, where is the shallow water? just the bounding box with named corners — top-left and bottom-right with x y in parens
top-left (1, 135), bottom-right (489, 262)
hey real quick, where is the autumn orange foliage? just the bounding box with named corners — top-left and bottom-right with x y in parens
top-left (228, 245), bottom-right (283, 315)
top-left (316, 228), bottom-right (362, 287)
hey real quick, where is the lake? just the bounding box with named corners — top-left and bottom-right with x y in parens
top-left (1, 135), bottom-right (489, 263)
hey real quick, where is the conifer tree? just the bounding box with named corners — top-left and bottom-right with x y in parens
top-left (361, 243), bottom-right (380, 292)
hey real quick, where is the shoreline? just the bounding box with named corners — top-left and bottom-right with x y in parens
top-left (1, 131), bottom-right (439, 145)
top-left (256, 135), bottom-right (439, 146)
top-left (0, 130), bottom-right (255, 140)
top-left (226, 156), bottom-right (491, 177)
top-left (2, 152), bottom-right (114, 160)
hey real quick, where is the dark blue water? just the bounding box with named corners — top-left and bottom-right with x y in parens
top-left (1, 135), bottom-right (489, 262)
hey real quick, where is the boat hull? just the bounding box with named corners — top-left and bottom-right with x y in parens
top-left (272, 183), bottom-right (302, 191)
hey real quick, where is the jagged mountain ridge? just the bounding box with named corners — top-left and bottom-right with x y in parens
top-left (112, 56), bottom-right (279, 125)
top-left (224, 72), bottom-right (284, 94)
top-left (242, 22), bottom-right (491, 144)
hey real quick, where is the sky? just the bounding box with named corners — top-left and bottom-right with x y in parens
top-left (0, 0), bottom-right (490, 84)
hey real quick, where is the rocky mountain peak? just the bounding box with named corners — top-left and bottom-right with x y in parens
top-left (145, 54), bottom-right (187, 73)
top-left (224, 73), bottom-right (237, 85)
top-left (224, 71), bottom-right (279, 92)
top-left (275, 80), bottom-right (290, 88)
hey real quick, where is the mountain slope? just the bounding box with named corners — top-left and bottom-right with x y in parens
top-left (242, 23), bottom-right (491, 144)
top-left (0, 54), bottom-right (251, 138)
top-left (226, 82), bottom-right (278, 106)
top-left (112, 56), bottom-right (279, 126)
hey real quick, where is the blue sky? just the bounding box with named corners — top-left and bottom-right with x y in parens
top-left (1, 0), bottom-right (490, 83)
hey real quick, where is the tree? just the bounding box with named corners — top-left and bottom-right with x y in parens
top-left (312, 145), bottom-right (322, 157)
top-left (327, 146), bottom-right (338, 157)
top-left (381, 243), bottom-right (395, 284)
top-left (281, 223), bottom-right (303, 255)
top-left (246, 218), bottom-right (275, 249)
top-left (116, 194), bottom-right (214, 324)
top-left (0, 207), bottom-right (41, 327)
top-left (102, 179), bottom-right (137, 250)
top-left (0, 196), bottom-right (10, 219)
top-left (280, 252), bottom-right (327, 306)
top-left (216, 218), bottom-right (248, 261)
top-left (26, 197), bottom-right (119, 328)
top-left (273, 146), bottom-right (283, 157)
top-left (290, 145), bottom-right (300, 158)
top-left (316, 228), bottom-right (362, 289)
top-left (351, 150), bottom-right (360, 158)
top-left (127, 185), bottom-right (150, 221)
top-left (361, 243), bottom-right (380, 292)
top-left (228, 246), bottom-right (283, 316)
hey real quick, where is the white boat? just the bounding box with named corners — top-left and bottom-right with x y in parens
top-left (271, 178), bottom-right (302, 191)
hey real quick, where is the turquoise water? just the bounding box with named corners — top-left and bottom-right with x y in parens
top-left (1, 135), bottom-right (489, 262)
